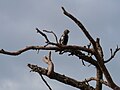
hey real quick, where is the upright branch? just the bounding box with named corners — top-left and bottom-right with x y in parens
top-left (94, 39), bottom-right (118, 89)
top-left (42, 51), bottom-right (54, 76)
top-left (40, 51), bottom-right (54, 90)
top-left (95, 68), bottom-right (103, 90)
top-left (62, 7), bottom-right (120, 90)
top-left (61, 7), bottom-right (96, 46)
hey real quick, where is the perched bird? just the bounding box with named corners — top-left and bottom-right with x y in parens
top-left (59, 29), bottom-right (70, 45)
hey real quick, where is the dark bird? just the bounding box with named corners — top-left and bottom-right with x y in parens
top-left (59, 29), bottom-right (70, 45)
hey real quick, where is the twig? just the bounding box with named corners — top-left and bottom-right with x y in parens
top-left (28, 63), bottom-right (52, 90)
top-left (87, 43), bottom-right (92, 56)
top-left (36, 28), bottom-right (59, 47)
top-left (105, 45), bottom-right (120, 63)
top-left (43, 30), bottom-right (58, 44)
top-left (39, 73), bottom-right (52, 90)
top-left (36, 28), bottom-right (50, 43)
top-left (81, 60), bottom-right (86, 66)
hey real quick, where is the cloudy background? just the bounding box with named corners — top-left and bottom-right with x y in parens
top-left (0, 0), bottom-right (120, 90)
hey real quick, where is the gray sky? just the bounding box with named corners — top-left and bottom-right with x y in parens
top-left (0, 0), bottom-right (120, 90)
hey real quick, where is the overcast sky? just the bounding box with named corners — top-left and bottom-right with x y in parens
top-left (0, 0), bottom-right (120, 90)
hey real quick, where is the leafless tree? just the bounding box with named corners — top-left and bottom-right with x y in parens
top-left (0, 7), bottom-right (120, 90)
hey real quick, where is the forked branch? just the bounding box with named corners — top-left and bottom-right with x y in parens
top-left (36, 28), bottom-right (50, 43)
top-left (62, 7), bottom-right (120, 90)
top-left (28, 64), bottom-right (95, 90)
top-left (39, 51), bottom-right (54, 90)
top-left (43, 30), bottom-right (58, 44)
top-left (36, 28), bottom-right (58, 47)
top-left (105, 45), bottom-right (120, 63)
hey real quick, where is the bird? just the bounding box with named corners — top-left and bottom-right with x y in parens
top-left (59, 29), bottom-right (70, 45)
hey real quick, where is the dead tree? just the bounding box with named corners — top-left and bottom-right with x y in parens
top-left (0, 7), bottom-right (120, 90)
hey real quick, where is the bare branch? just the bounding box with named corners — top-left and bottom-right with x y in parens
top-left (96, 38), bottom-right (104, 58)
top-left (105, 46), bottom-right (120, 63)
top-left (61, 7), bottom-right (120, 89)
top-left (36, 28), bottom-right (50, 43)
top-left (43, 30), bottom-right (58, 44)
top-left (82, 77), bottom-right (110, 87)
top-left (94, 42), bottom-right (118, 89)
top-left (0, 45), bottom-right (94, 56)
top-left (38, 51), bottom-right (54, 90)
top-left (61, 7), bottom-right (115, 89)
top-left (36, 28), bottom-right (59, 47)
top-left (39, 73), bottom-right (52, 90)
top-left (81, 59), bottom-right (86, 66)
top-left (43, 51), bottom-right (54, 76)
top-left (1, 6), bottom-right (120, 90)
top-left (27, 64), bottom-right (95, 90)
top-left (68, 50), bottom-right (98, 67)
top-left (0, 46), bottom-right (57, 56)
top-left (29, 64), bottom-right (52, 90)
top-left (61, 7), bottom-right (96, 46)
